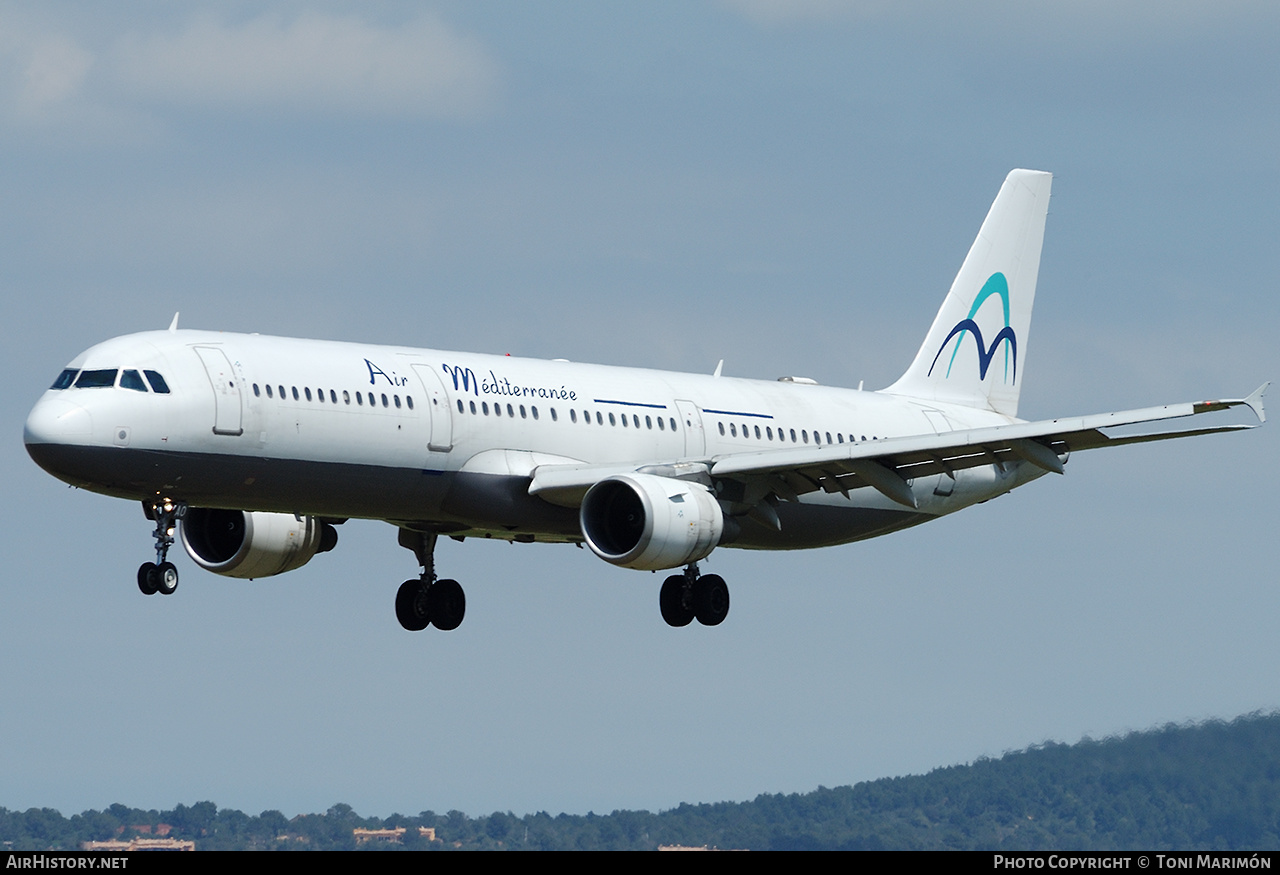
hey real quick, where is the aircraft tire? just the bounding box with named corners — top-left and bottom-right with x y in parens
top-left (693, 574), bottom-right (729, 626)
top-left (428, 579), bottom-right (465, 631)
top-left (659, 575), bottom-right (694, 627)
top-left (155, 562), bottom-right (179, 595)
top-left (395, 579), bottom-right (430, 632)
top-left (137, 563), bottom-right (159, 596)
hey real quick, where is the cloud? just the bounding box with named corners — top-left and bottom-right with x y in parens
top-left (16, 32), bottom-right (92, 110)
top-left (112, 12), bottom-right (498, 118)
top-left (721, 0), bottom-right (1278, 37)
top-left (0, 11), bottom-right (498, 128)
top-left (718, 0), bottom-right (897, 25)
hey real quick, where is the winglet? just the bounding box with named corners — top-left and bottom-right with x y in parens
top-left (1244, 382), bottom-right (1269, 423)
top-left (713, 359), bottom-right (724, 378)
top-left (168, 312), bottom-right (180, 332)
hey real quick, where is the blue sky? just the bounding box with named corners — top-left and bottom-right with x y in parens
top-left (2, 1), bottom-right (1277, 818)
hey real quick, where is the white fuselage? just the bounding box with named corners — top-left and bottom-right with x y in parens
top-left (23, 329), bottom-right (1040, 553)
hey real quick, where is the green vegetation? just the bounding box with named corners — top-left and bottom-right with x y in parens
top-left (5, 711), bottom-right (1279, 850)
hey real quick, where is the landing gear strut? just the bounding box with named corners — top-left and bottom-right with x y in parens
top-left (138, 499), bottom-right (185, 596)
top-left (395, 529), bottom-right (466, 632)
top-left (660, 563), bottom-right (729, 628)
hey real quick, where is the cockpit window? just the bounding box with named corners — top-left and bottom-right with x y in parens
top-left (75, 369), bottom-right (118, 388)
top-left (51, 369), bottom-right (78, 390)
top-left (144, 370), bottom-right (171, 394)
top-left (120, 369), bottom-right (147, 392)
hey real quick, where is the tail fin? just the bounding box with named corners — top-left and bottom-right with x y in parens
top-left (884, 169), bottom-right (1052, 418)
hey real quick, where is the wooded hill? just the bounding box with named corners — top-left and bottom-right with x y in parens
top-left (4, 711), bottom-right (1277, 850)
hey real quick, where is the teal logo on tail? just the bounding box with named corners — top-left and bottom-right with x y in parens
top-left (927, 272), bottom-right (1017, 383)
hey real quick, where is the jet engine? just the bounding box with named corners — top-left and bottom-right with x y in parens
top-left (181, 508), bottom-right (337, 578)
top-left (579, 473), bottom-right (724, 570)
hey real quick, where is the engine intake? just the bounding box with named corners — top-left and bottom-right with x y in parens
top-left (580, 473), bottom-right (724, 570)
top-left (181, 508), bottom-right (336, 579)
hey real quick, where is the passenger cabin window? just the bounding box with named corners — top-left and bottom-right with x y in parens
top-left (51, 369), bottom-right (78, 390)
top-left (75, 369), bottom-right (118, 389)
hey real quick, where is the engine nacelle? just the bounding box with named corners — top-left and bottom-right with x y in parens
top-left (181, 508), bottom-right (337, 579)
top-left (579, 473), bottom-right (724, 570)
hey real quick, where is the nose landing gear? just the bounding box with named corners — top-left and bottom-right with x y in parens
top-left (660, 563), bottom-right (729, 627)
top-left (138, 499), bottom-right (185, 596)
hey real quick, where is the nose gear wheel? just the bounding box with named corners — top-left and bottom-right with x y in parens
top-left (137, 500), bottom-right (185, 596)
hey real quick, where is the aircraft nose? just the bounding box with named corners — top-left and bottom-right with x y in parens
top-left (24, 396), bottom-right (93, 451)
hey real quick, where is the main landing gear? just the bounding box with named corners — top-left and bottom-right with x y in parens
top-left (395, 529), bottom-right (466, 632)
top-left (660, 563), bottom-right (729, 628)
top-left (137, 499), bottom-right (186, 596)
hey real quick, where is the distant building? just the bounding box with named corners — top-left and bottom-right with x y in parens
top-left (81, 838), bottom-right (195, 851)
top-left (353, 827), bottom-right (438, 844)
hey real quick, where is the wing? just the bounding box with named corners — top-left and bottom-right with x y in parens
top-left (529, 384), bottom-right (1267, 511)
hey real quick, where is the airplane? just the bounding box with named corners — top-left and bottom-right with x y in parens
top-left (23, 169), bottom-right (1267, 633)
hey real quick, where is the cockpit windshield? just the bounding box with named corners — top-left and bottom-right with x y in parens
top-left (144, 370), bottom-right (170, 394)
top-left (74, 369), bottom-right (118, 389)
top-left (120, 370), bottom-right (147, 392)
top-left (51, 367), bottom-right (171, 393)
